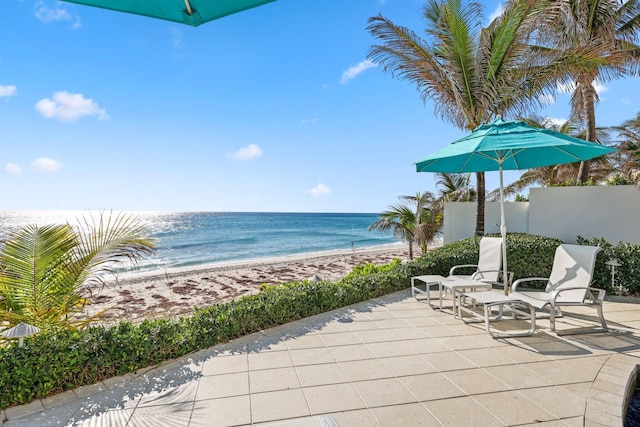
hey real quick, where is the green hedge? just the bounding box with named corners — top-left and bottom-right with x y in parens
top-left (0, 233), bottom-right (594, 410)
top-left (577, 236), bottom-right (640, 294)
top-left (407, 233), bottom-right (563, 286)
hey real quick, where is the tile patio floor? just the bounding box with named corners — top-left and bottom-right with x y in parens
top-left (3, 289), bottom-right (640, 426)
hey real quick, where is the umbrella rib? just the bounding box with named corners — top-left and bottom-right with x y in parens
top-left (184, 0), bottom-right (193, 15)
top-left (552, 146), bottom-right (587, 162)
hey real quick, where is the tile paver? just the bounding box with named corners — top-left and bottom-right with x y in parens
top-left (4, 289), bottom-right (640, 427)
top-left (190, 396), bottom-right (250, 427)
top-left (297, 365), bottom-right (349, 390)
top-left (352, 378), bottom-right (417, 408)
top-left (303, 383), bottom-right (366, 414)
top-left (423, 395), bottom-right (503, 426)
top-left (195, 372), bottom-right (249, 400)
top-left (249, 366), bottom-right (300, 393)
top-left (379, 354), bottom-right (437, 377)
top-left (339, 358), bottom-right (395, 382)
top-left (399, 372), bottom-right (465, 401)
top-left (368, 402), bottom-right (440, 426)
top-left (250, 389), bottom-right (310, 424)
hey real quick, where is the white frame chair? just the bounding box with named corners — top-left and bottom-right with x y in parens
top-left (411, 237), bottom-right (508, 315)
top-left (449, 236), bottom-right (504, 284)
top-left (510, 244), bottom-right (607, 335)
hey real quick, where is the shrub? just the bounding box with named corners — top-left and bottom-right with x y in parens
top-left (577, 236), bottom-right (640, 294)
top-left (0, 232), bottom-right (602, 410)
top-left (407, 233), bottom-right (563, 287)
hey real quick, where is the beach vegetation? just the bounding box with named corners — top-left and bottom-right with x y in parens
top-left (0, 212), bottom-right (156, 333)
top-left (435, 173), bottom-right (476, 203)
top-left (368, 191), bottom-right (443, 259)
top-left (2, 232), bottom-right (639, 410)
top-left (539, 0), bottom-right (640, 184)
top-left (367, 0), bottom-right (587, 237)
top-left (486, 116), bottom-right (614, 200)
top-left (577, 236), bottom-right (640, 295)
top-left (611, 112), bottom-right (640, 186)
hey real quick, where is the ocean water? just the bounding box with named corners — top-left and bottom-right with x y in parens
top-left (0, 211), bottom-right (400, 272)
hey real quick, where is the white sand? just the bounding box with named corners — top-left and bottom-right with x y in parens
top-left (80, 243), bottom-right (441, 324)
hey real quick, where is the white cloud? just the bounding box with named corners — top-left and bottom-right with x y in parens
top-left (488, 3), bottom-right (505, 22)
top-left (543, 117), bottom-right (568, 128)
top-left (539, 93), bottom-right (556, 106)
top-left (35, 91), bottom-right (108, 122)
top-left (340, 60), bottom-right (377, 85)
top-left (0, 85), bottom-right (17, 98)
top-left (593, 80), bottom-right (608, 95)
top-left (308, 183), bottom-right (331, 197)
top-left (232, 144), bottom-right (262, 161)
top-left (622, 98), bottom-right (631, 105)
top-left (556, 79), bottom-right (607, 95)
top-left (170, 28), bottom-right (184, 48)
top-left (34, 2), bottom-right (72, 23)
top-left (31, 157), bottom-right (62, 172)
top-left (301, 118), bottom-right (319, 124)
top-left (5, 163), bottom-right (22, 175)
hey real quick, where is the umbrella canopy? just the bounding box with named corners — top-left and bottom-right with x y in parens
top-left (416, 118), bottom-right (617, 174)
top-left (416, 118), bottom-right (616, 294)
top-left (60, 0), bottom-right (277, 27)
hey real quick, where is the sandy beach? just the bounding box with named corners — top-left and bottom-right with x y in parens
top-left (81, 244), bottom-right (432, 324)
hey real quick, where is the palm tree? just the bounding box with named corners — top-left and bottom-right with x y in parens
top-left (369, 192), bottom-right (442, 259)
top-left (544, 0), bottom-right (640, 183)
top-left (611, 111), bottom-right (640, 185)
top-left (435, 172), bottom-right (476, 202)
top-left (367, 0), bottom-right (578, 236)
top-left (0, 212), bottom-right (156, 331)
top-left (486, 115), bottom-right (614, 200)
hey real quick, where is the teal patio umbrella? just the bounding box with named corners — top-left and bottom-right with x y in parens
top-left (60, 0), bottom-right (277, 27)
top-left (415, 117), bottom-right (616, 294)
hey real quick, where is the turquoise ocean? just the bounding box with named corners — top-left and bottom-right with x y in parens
top-left (0, 211), bottom-right (400, 272)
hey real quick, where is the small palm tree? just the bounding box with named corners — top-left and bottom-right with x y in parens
top-left (612, 112), bottom-right (640, 185)
top-left (369, 192), bottom-right (442, 259)
top-left (435, 173), bottom-right (476, 203)
top-left (0, 212), bottom-right (156, 331)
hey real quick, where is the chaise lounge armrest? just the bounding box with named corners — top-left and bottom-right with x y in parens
top-left (511, 277), bottom-right (548, 292)
top-left (449, 264), bottom-right (478, 276)
top-left (470, 269), bottom-right (514, 284)
top-left (548, 286), bottom-right (606, 306)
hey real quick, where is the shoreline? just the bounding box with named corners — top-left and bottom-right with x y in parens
top-left (83, 242), bottom-right (442, 324)
top-left (117, 241), bottom-right (410, 282)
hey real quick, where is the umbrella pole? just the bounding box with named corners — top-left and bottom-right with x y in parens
top-left (499, 162), bottom-right (509, 295)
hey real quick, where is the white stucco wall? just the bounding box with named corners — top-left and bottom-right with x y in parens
top-left (443, 185), bottom-right (640, 244)
top-left (529, 186), bottom-right (640, 244)
top-left (444, 201), bottom-right (529, 243)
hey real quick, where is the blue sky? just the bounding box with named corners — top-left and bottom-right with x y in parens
top-left (1, 0), bottom-right (638, 213)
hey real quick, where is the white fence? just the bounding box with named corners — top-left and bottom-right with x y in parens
top-left (443, 185), bottom-right (640, 245)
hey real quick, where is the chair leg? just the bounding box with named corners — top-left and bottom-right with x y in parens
top-left (484, 302), bottom-right (536, 338)
top-left (550, 305), bottom-right (556, 332)
top-left (596, 304), bottom-right (608, 331)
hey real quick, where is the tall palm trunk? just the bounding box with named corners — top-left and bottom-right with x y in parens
top-left (475, 172), bottom-right (485, 236)
top-left (577, 82), bottom-right (598, 183)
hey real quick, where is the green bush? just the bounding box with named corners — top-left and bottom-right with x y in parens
top-left (0, 264), bottom-right (413, 410)
top-left (407, 233), bottom-right (563, 287)
top-left (577, 236), bottom-right (640, 294)
top-left (0, 232), bottom-right (606, 410)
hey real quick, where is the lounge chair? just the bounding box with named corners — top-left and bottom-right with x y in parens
top-left (411, 237), bottom-right (506, 314)
top-left (448, 236), bottom-right (504, 284)
top-left (509, 244), bottom-right (607, 335)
